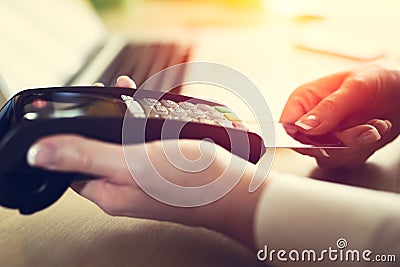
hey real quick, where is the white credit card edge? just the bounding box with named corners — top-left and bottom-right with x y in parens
top-left (246, 122), bottom-right (347, 149)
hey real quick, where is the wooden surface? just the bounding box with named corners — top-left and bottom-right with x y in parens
top-left (1, 1), bottom-right (400, 266)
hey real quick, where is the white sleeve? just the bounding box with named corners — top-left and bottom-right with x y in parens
top-left (254, 172), bottom-right (400, 267)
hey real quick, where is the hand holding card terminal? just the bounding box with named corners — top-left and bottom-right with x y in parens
top-left (0, 86), bottom-right (266, 214)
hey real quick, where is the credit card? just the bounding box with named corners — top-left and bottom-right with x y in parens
top-left (247, 122), bottom-right (347, 148)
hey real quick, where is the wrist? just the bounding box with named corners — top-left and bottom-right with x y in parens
top-left (198, 162), bottom-right (267, 250)
top-left (148, 141), bottom-right (268, 250)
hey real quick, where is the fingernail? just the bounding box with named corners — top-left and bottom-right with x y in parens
top-left (358, 129), bottom-right (381, 143)
top-left (295, 115), bottom-right (321, 130)
top-left (371, 120), bottom-right (389, 134)
top-left (384, 120), bottom-right (392, 130)
top-left (93, 82), bottom-right (105, 87)
top-left (27, 144), bottom-right (56, 168)
top-left (319, 148), bottom-right (330, 158)
top-left (117, 76), bottom-right (137, 89)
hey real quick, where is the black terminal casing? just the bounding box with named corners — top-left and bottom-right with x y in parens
top-left (0, 87), bottom-right (266, 214)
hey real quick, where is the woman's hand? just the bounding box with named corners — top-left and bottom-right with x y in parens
top-left (280, 61), bottom-right (400, 169)
top-left (27, 136), bottom-right (262, 248)
top-left (26, 76), bottom-right (264, 249)
top-left (27, 135), bottom-right (227, 222)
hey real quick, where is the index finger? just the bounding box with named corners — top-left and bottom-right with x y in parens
top-left (280, 71), bottom-right (349, 123)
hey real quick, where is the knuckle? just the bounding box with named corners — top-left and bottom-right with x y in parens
top-left (54, 143), bottom-right (93, 172)
top-left (75, 147), bottom-right (93, 171)
top-left (319, 96), bottom-right (340, 112)
top-left (282, 85), bottom-right (323, 121)
top-left (345, 75), bottom-right (371, 90)
top-left (99, 200), bottom-right (124, 216)
top-left (292, 85), bottom-right (322, 106)
top-left (53, 148), bottom-right (76, 170)
top-left (343, 75), bottom-right (377, 106)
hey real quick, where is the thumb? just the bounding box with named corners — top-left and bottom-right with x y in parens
top-left (27, 135), bottom-right (131, 182)
top-left (295, 77), bottom-right (373, 134)
top-left (115, 75), bottom-right (136, 88)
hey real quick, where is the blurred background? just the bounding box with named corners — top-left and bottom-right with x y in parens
top-left (92, 0), bottom-right (400, 119)
top-left (2, 0), bottom-right (400, 106)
